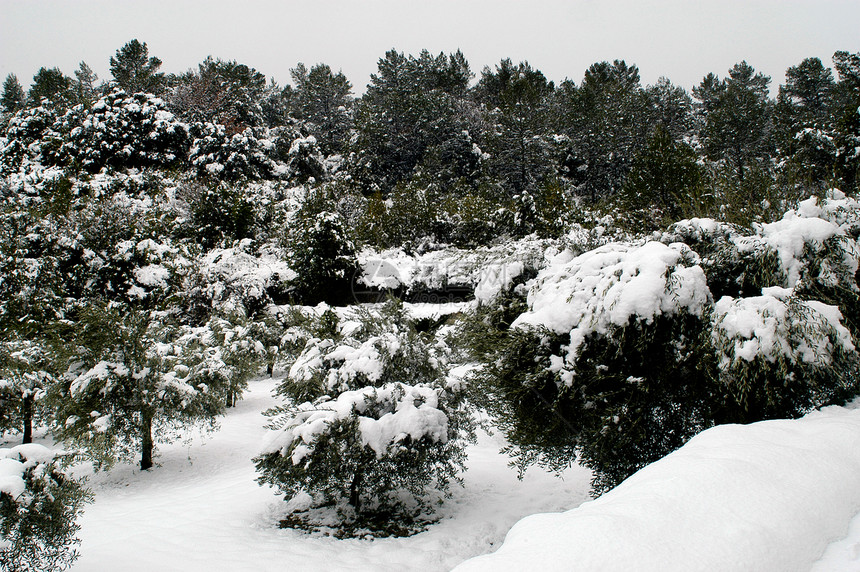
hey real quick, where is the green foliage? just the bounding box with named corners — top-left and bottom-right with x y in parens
top-left (467, 215), bottom-right (860, 494)
top-left (186, 181), bottom-right (257, 249)
top-left (53, 297), bottom-right (228, 471)
top-left (290, 63), bottom-right (353, 155)
top-left (0, 446), bottom-right (91, 572)
top-left (255, 382), bottom-right (469, 534)
top-left (28, 68), bottom-right (72, 108)
top-left (694, 61), bottom-right (773, 182)
top-left (2, 74), bottom-right (26, 114)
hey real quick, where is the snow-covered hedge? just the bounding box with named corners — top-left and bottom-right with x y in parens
top-left (0, 444), bottom-right (90, 572)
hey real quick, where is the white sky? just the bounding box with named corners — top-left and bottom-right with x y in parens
top-left (1, 0), bottom-right (858, 95)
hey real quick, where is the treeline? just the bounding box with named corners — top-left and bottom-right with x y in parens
top-left (2, 40), bottom-right (859, 243)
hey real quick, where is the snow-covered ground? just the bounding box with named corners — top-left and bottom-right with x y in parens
top-left (65, 377), bottom-right (592, 571)
top-left (455, 403), bottom-right (860, 572)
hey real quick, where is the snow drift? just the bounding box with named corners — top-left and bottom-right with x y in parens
top-left (453, 405), bottom-right (860, 572)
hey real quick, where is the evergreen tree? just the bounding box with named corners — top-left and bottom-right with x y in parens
top-left (620, 124), bottom-right (707, 228)
top-left (2, 73), bottom-right (26, 113)
top-left (694, 61), bottom-right (773, 182)
top-left (476, 59), bottom-right (555, 197)
top-left (54, 301), bottom-right (228, 471)
top-left (352, 49), bottom-right (475, 192)
top-left (290, 62), bottom-right (353, 155)
top-left (560, 60), bottom-right (651, 201)
top-left (286, 209), bottom-right (358, 305)
top-left (774, 57), bottom-right (836, 189)
top-left (168, 56), bottom-right (267, 132)
top-left (645, 76), bottom-right (695, 140)
top-left (72, 61), bottom-right (100, 108)
top-left (28, 67), bottom-right (72, 107)
top-left (831, 51), bottom-right (860, 192)
top-left (110, 39), bottom-right (164, 95)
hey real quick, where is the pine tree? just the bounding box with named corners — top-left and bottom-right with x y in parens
top-left (774, 57), bottom-right (836, 189)
top-left (694, 61), bottom-right (773, 182)
top-left (1, 73), bottom-right (26, 113)
top-left (831, 51), bottom-right (860, 192)
top-left (290, 62), bottom-right (353, 155)
top-left (620, 124), bottom-right (707, 228)
top-left (476, 59), bottom-right (555, 197)
top-left (28, 67), bottom-right (72, 107)
top-left (73, 61), bottom-right (100, 108)
top-left (560, 60), bottom-right (651, 201)
top-left (110, 39), bottom-right (164, 94)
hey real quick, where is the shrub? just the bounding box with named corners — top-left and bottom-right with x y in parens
top-left (468, 201), bottom-right (860, 494)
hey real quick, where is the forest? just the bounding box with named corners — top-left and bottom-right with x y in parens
top-left (1, 39), bottom-right (859, 570)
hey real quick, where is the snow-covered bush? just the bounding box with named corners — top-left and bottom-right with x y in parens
top-left (60, 89), bottom-right (189, 172)
top-left (174, 315), bottom-right (271, 407)
top-left (0, 444), bottom-right (90, 572)
top-left (712, 289), bottom-right (858, 420)
top-left (275, 301), bottom-right (447, 403)
top-left (257, 301), bottom-right (473, 533)
top-left (256, 382), bottom-right (467, 534)
top-left (471, 195), bottom-right (860, 493)
top-left (0, 105), bottom-right (58, 173)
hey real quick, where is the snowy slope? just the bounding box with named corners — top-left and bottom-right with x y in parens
top-left (453, 404), bottom-right (860, 572)
top-left (67, 377), bottom-right (592, 571)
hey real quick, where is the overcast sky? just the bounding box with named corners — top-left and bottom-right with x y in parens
top-left (2, 0), bottom-right (859, 95)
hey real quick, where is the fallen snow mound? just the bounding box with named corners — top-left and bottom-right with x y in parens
top-left (454, 405), bottom-right (860, 572)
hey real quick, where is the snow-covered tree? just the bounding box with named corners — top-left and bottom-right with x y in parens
top-left (0, 340), bottom-right (55, 444)
top-left (54, 301), bottom-right (228, 471)
top-left (256, 301), bottom-right (473, 533)
top-left (289, 63), bottom-right (353, 155)
top-left (286, 209), bottom-right (358, 305)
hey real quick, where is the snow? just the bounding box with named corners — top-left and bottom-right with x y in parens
top-left (0, 443), bottom-right (57, 499)
top-left (261, 383), bottom-right (449, 461)
top-left (64, 378), bottom-right (592, 571)
top-left (454, 405), bottom-right (860, 572)
top-left (712, 294), bottom-right (855, 365)
top-left (513, 240), bottom-right (711, 368)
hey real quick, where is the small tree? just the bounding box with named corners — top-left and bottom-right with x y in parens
top-left (256, 301), bottom-right (474, 534)
top-left (619, 125), bottom-right (709, 229)
top-left (54, 301), bottom-right (228, 470)
top-left (0, 445), bottom-right (90, 572)
top-left (0, 340), bottom-right (55, 444)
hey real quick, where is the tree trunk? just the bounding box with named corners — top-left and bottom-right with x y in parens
top-left (22, 393), bottom-right (33, 444)
top-left (140, 410), bottom-right (154, 471)
top-left (348, 469), bottom-right (363, 512)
